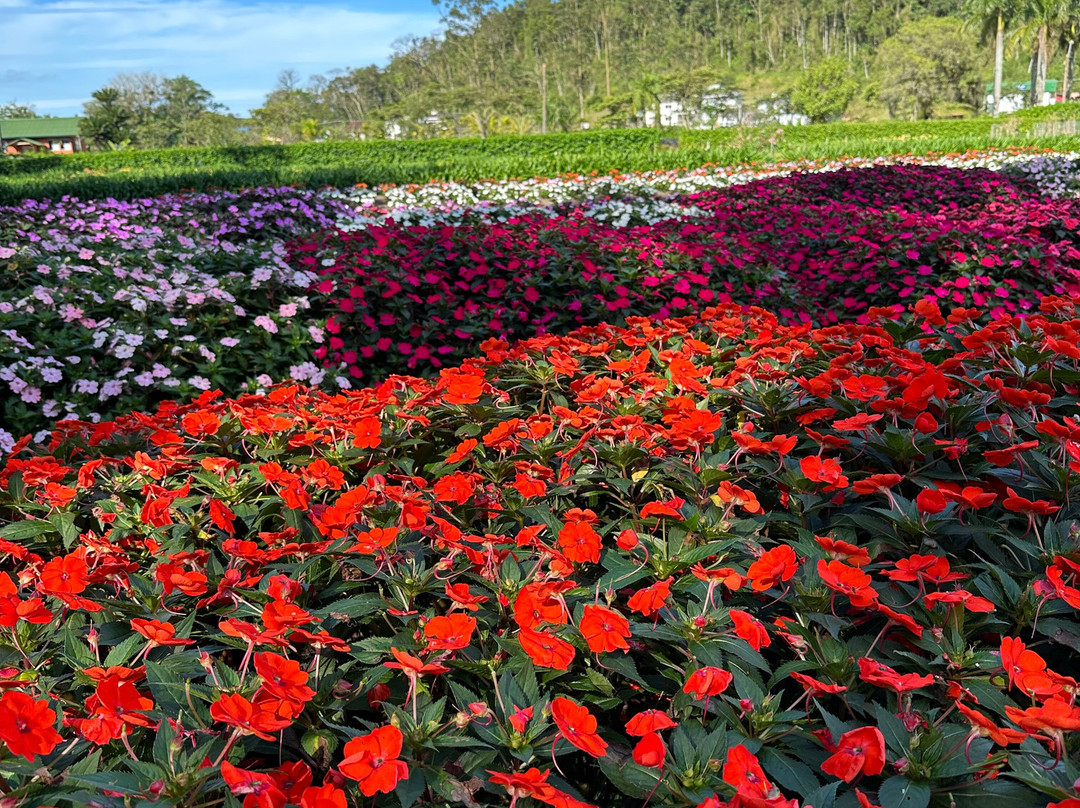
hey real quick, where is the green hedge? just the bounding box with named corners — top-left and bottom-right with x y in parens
top-left (0, 119), bottom-right (1073, 204)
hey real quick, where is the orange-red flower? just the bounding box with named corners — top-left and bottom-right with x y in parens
top-left (299, 784), bottom-right (347, 808)
top-left (729, 609), bottom-right (771, 651)
top-left (579, 604), bottom-right (631, 653)
top-left (0, 690), bottom-right (62, 760)
top-left (955, 702), bottom-right (1027, 746)
top-left (210, 693), bottom-right (292, 742)
top-left (551, 697), bottom-right (607, 758)
top-left (625, 709), bottom-right (678, 736)
top-left (820, 726), bottom-right (886, 782)
top-left (1000, 637), bottom-right (1059, 697)
top-left (683, 666), bottom-right (733, 700)
top-left (857, 657), bottom-right (934, 693)
top-left (800, 456), bottom-right (849, 490)
top-left (253, 652), bottom-right (315, 708)
top-left (518, 627), bottom-right (576, 670)
top-left (747, 545), bottom-right (800, 592)
top-left (130, 618), bottom-right (195, 648)
top-left (221, 760), bottom-right (286, 808)
top-left (632, 732), bottom-right (666, 768)
top-left (338, 725), bottom-right (410, 796)
top-left (817, 560), bottom-right (878, 607)
top-left (558, 519), bottom-right (602, 564)
top-left (423, 613), bottom-right (476, 651)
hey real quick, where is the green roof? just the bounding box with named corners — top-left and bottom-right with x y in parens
top-left (0, 117), bottom-right (81, 139)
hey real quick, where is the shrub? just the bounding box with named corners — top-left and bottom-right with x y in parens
top-left (0, 296), bottom-right (1078, 807)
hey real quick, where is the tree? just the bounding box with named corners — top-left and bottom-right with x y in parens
top-left (963, 0), bottom-right (1018, 115)
top-left (0, 103), bottom-right (37, 119)
top-left (875, 17), bottom-right (983, 119)
top-left (80, 88), bottom-right (133, 149)
top-left (791, 57), bottom-right (859, 123)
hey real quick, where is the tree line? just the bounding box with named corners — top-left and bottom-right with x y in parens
top-left (9, 0), bottom-right (1080, 149)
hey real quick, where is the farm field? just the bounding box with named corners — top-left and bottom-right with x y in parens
top-left (1, 117), bottom-right (1079, 204)
top-left (0, 147), bottom-right (1079, 808)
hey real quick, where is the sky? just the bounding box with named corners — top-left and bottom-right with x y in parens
top-left (0, 0), bottom-right (446, 117)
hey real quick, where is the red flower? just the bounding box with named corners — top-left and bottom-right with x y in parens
top-left (130, 618), bottom-right (195, 648)
top-left (800, 455), bottom-right (849, 490)
top-left (729, 609), bottom-right (771, 651)
top-left (488, 768), bottom-right (557, 802)
top-left (857, 658), bottom-right (934, 693)
top-left (550, 697), bottom-right (607, 758)
top-left (0, 691), bottom-right (62, 760)
top-left (716, 481), bottom-right (763, 514)
top-left (181, 411), bottom-right (220, 438)
top-left (558, 519), bottom-right (602, 564)
top-left (632, 732), bottom-right (666, 768)
top-left (683, 666), bottom-right (733, 700)
top-left (254, 653), bottom-right (315, 708)
top-left (423, 613), bottom-right (476, 651)
top-left (625, 710), bottom-right (677, 736)
top-left (790, 671), bottom-right (847, 697)
top-left (955, 702), bottom-right (1027, 746)
top-left (747, 545), bottom-right (800, 592)
top-left (820, 726), bottom-right (886, 782)
top-left (338, 725), bottom-right (410, 796)
top-left (817, 560), bottom-right (878, 607)
top-left (999, 637), bottom-right (1058, 696)
top-left (221, 761), bottom-right (286, 808)
top-left (210, 693), bottom-right (291, 741)
top-left (578, 604), bottom-right (631, 653)
top-left (518, 627), bottom-right (576, 670)
top-left (300, 784), bottom-right (347, 808)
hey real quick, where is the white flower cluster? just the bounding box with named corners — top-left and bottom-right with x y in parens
top-left (324, 149), bottom-right (1080, 231)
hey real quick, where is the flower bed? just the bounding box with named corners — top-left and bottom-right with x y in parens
top-left (4, 153), bottom-right (1080, 445)
top-left (302, 164), bottom-right (1080, 382)
top-left (0, 295), bottom-right (1078, 807)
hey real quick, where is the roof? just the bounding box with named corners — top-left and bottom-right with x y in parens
top-left (0, 117), bottom-right (81, 139)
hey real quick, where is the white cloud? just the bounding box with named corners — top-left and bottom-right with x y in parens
top-left (0, 0), bottom-right (441, 114)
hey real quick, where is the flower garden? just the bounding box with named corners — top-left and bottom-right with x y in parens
top-left (1, 147), bottom-right (1079, 808)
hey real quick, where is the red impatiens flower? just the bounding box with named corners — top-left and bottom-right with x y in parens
top-left (625, 709), bottom-right (678, 736)
top-left (423, 613), bottom-right (477, 651)
top-left (632, 731), bottom-right (666, 768)
top-left (729, 609), bottom-right (771, 651)
top-left (253, 652), bottom-right (315, 708)
top-left (800, 455), bottom-right (849, 490)
top-left (955, 702), bottom-right (1027, 746)
top-left (299, 784), bottom-right (347, 808)
top-left (747, 545), bottom-right (800, 592)
top-left (723, 744), bottom-right (797, 808)
top-left (716, 481), bottom-right (763, 514)
top-left (999, 637), bottom-right (1058, 696)
top-left (338, 725), bottom-right (410, 796)
top-left (517, 627), bottom-right (576, 670)
top-left (790, 671), bottom-right (847, 697)
top-left (0, 690), bottom-right (62, 761)
top-left (683, 666), bottom-right (733, 701)
top-left (130, 618), bottom-right (195, 648)
top-left (857, 658), bottom-right (934, 693)
top-left (550, 697), bottom-right (608, 758)
top-left (578, 604), bottom-right (631, 653)
top-left (221, 760), bottom-right (286, 808)
top-left (820, 726), bottom-right (886, 782)
top-left (627, 578), bottom-right (673, 617)
top-left (210, 693), bottom-right (291, 742)
top-left (558, 519), bottom-right (602, 564)
top-left (817, 560), bottom-right (878, 607)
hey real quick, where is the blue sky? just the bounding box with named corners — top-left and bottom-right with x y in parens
top-left (0, 0), bottom-right (445, 116)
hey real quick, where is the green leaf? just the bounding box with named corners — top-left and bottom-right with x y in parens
top-left (0, 519), bottom-right (55, 541)
top-left (760, 747), bottom-right (821, 798)
top-left (396, 768), bottom-right (426, 808)
top-left (877, 776), bottom-right (931, 808)
top-left (873, 703), bottom-right (910, 756)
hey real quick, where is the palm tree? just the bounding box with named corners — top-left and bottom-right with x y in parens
top-left (1013, 0), bottom-right (1069, 106)
top-left (963, 0), bottom-right (1017, 115)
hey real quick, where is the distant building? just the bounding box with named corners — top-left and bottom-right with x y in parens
top-left (0, 117), bottom-right (84, 155)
